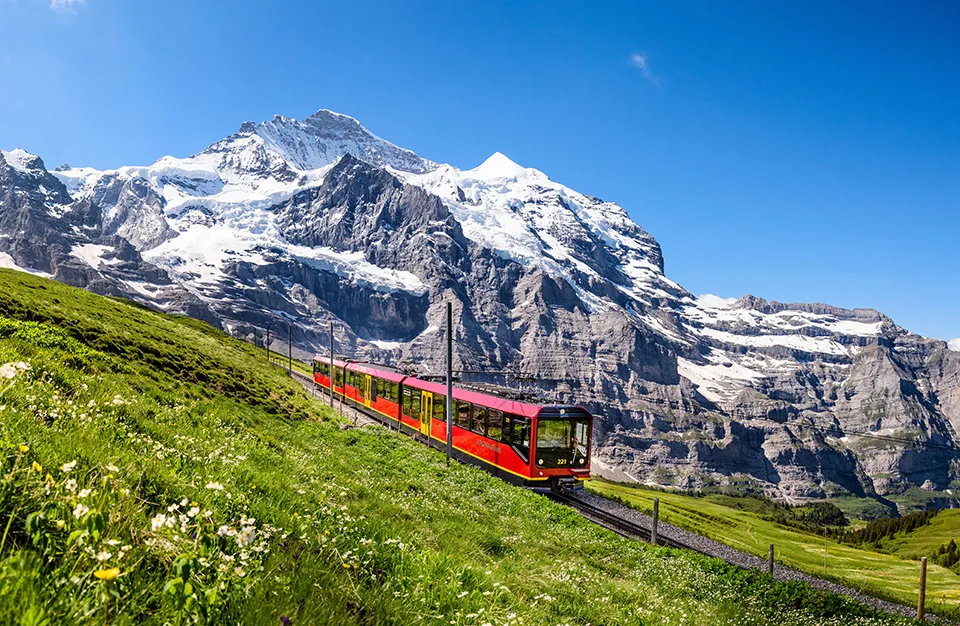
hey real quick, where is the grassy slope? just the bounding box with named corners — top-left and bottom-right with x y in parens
top-left (0, 269), bottom-right (912, 626)
top-left (881, 510), bottom-right (960, 560)
top-left (587, 480), bottom-right (960, 617)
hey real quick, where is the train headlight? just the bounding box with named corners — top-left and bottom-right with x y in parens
top-left (537, 459), bottom-right (543, 465)
top-left (579, 458), bottom-right (585, 464)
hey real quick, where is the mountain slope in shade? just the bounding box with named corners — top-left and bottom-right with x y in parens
top-left (2, 110), bottom-right (959, 505)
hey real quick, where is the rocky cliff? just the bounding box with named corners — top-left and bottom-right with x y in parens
top-left (2, 110), bottom-right (958, 507)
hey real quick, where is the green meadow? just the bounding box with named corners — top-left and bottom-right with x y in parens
top-left (0, 268), bottom-right (918, 625)
top-left (588, 480), bottom-right (960, 619)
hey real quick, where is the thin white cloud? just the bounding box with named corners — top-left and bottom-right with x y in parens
top-left (50, 0), bottom-right (84, 11)
top-left (629, 52), bottom-right (658, 85)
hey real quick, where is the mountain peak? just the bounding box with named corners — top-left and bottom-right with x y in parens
top-left (305, 108), bottom-right (362, 125)
top-left (1, 148), bottom-right (45, 174)
top-left (469, 151), bottom-right (529, 180)
top-left (205, 109), bottom-right (435, 176)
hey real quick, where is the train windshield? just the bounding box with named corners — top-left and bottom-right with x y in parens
top-left (535, 416), bottom-right (590, 469)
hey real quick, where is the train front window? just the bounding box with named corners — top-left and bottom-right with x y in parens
top-left (535, 417), bottom-right (590, 468)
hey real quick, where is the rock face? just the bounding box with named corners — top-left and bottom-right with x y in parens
top-left (2, 112), bottom-right (958, 505)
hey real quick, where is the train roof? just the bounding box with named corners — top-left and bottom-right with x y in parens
top-left (310, 356), bottom-right (590, 420)
top-left (403, 376), bottom-right (544, 419)
top-left (346, 361), bottom-right (407, 383)
top-left (312, 356), bottom-right (349, 367)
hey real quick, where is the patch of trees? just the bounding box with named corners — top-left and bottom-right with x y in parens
top-left (836, 508), bottom-right (938, 547)
top-left (762, 501), bottom-right (849, 533)
top-left (933, 539), bottom-right (960, 570)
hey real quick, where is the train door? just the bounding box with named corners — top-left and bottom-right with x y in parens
top-left (420, 392), bottom-right (433, 437)
top-left (363, 376), bottom-right (372, 408)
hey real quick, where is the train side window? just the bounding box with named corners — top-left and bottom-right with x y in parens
top-left (456, 401), bottom-right (471, 428)
top-left (433, 394), bottom-right (446, 421)
top-left (336, 368), bottom-right (343, 387)
top-left (402, 387), bottom-right (411, 417)
top-left (512, 417), bottom-right (531, 459)
top-left (410, 389), bottom-right (421, 421)
top-left (472, 405), bottom-right (487, 435)
top-left (487, 409), bottom-right (503, 441)
top-left (371, 377), bottom-right (378, 399)
top-left (388, 382), bottom-right (398, 403)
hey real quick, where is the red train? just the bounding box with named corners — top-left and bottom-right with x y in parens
top-left (312, 358), bottom-right (592, 490)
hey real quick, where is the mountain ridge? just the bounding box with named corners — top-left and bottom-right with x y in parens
top-left (2, 109), bottom-right (958, 505)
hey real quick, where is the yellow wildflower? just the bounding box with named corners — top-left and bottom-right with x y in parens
top-left (93, 567), bottom-right (120, 581)
top-left (32, 461), bottom-right (42, 473)
top-left (45, 474), bottom-right (55, 485)
top-left (56, 520), bottom-right (65, 530)
top-left (18, 444), bottom-right (28, 453)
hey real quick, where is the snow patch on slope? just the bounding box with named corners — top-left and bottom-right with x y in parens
top-left (289, 245), bottom-right (427, 295)
top-left (697, 294), bottom-right (737, 309)
top-left (949, 339), bottom-right (960, 352)
top-left (677, 356), bottom-right (766, 403)
top-left (0, 252), bottom-right (53, 278)
top-left (71, 244), bottom-right (120, 270)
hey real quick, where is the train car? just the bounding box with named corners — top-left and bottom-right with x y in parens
top-left (312, 357), bottom-right (592, 490)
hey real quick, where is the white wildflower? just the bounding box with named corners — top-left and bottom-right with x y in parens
top-left (187, 506), bottom-right (200, 518)
top-left (236, 526), bottom-right (256, 547)
top-left (73, 503), bottom-right (89, 519)
top-left (151, 513), bottom-right (167, 531)
top-left (105, 463), bottom-right (119, 473)
top-left (96, 551), bottom-right (111, 561)
top-left (205, 481), bottom-right (224, 491)
top-left (64, 479), bottom-right (77, 493)
top-left (61, 460), bottom-right (77, 473)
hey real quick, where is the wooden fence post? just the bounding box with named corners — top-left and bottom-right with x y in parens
top-left (651, 498), bottom-right (659, 545)
top-left (918, 556), bottom-right (927, 621)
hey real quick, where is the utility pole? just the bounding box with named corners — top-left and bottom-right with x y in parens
top-left (265, 328), bottom-right (270, 362)
top-left (445, 302), bottom-right (453, 466)
top-left (287, 322), bottom-right (293, 375)
top-left (329, 321), bottom-right (335, 407)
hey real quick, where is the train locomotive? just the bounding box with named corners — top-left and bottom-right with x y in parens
top-left (312, 358), bottom-right (592, 490)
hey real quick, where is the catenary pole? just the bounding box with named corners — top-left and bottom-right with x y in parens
top-left (329, 322), bottom-right (335, 407)
top-left (266, 329), bottom-right (270, 362)
top-left (288, 322), bottom-right (292, 374)
top-left (446, 302), bottom-right (453, 466)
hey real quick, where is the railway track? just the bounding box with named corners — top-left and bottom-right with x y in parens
top-left (548, 491), bottom-right (688, 549)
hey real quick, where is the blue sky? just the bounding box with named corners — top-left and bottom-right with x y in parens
top-left (2, 1), bottom-right (958, 340)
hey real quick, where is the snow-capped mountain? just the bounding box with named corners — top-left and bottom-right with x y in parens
top-left (2, 110), bottom-right (959, 506)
